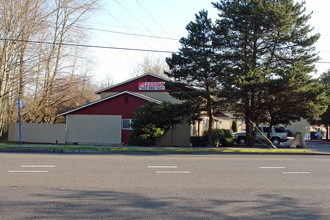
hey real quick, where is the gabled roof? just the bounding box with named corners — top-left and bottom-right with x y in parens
top-left (59, 91), bottom-right (163, 116)
top-left (95, 73), bottom-right (170, 94)
top-left (214, 112), bottom-right (230, 118)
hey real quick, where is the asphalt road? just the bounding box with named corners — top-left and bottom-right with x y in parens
top-left (1, 153), bottom-right (330, 219)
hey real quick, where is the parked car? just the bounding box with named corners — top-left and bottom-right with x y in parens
top-left (233, 125), bottom-right (288, 145)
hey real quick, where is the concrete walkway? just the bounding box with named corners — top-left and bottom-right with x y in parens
top-left (303, 139), bottom-right (330, 154)
top-left (257, 138), bottom-right (330, 154)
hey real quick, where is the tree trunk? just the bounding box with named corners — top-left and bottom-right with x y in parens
top-left (208, 111), bottom-right (213, 147)
top-left (245, 115), bottom-right (253, 147)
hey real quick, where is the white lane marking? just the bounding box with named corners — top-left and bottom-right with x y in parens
top-left (260, 167), bottom-right (286, 169)
top-left (8, 170), bottom-right (49, 173)
top-left (148, 166), bottom-right (178, 169)
top-left (21, 165), bottom-right (55, 168)
top-left (156, 171), bottom-right (190, 174)
top-left (282, 172), bottom-right (311, 174)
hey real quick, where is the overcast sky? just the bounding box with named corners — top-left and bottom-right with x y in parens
top-left (88, 0), bottom-right (330, 84)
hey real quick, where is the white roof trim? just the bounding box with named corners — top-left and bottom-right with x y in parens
top-left (95, 73), bottom-right (170, 94)
top-left (58, 91), bottom-right (163, 116)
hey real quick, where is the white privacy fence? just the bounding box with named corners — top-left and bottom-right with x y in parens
top-left (8, 115), bottom-right (123, 145)
top-left (8, 123), bottom-right (66, 144)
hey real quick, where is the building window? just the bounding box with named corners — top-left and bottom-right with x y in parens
top-left (122, 119), bottom-right (132, 130)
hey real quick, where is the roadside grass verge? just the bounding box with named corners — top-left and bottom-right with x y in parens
top-left (0, 142), bottom-right (19, 146)
top-left (0, 145), bottom-right (312, 154)
top-left (0, 142), bottom-right (59, 146)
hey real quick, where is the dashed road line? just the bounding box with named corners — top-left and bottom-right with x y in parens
top-left (8, 164), bottom-right (56, 173)
top-left (148, 165), bottom-right (190, 174)
top-left (259, 167), bottom-right (286, 169)
top-left (8, 170), bottom-right (49, 173)
top-left (148, 166), bottom-right (177, 169)
top-left (282, 172), bottom-right (311, 174)
top-left (156, 171), bottom-right (191, 174)
top-left (21, 165), bottom-right (55, 168)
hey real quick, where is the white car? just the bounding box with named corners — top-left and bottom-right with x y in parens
top-left (233, 126), bottom-right (288, 145)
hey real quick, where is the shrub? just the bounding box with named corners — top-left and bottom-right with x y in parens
top-left (222, 137), bottom-right (234, 146)
top-left (128, 124), bottom-right (163, 146)
top-left (190, 136), bottom-right (208, 147)
top-left (203, 129), bottom-right (233, 147)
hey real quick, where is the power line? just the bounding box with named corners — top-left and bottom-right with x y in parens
top-left (87, 29), bottom-right (140, 65)
top-left (82, 27), bottom-right (179, 41)
top-left (104, 10), bottom-right (154, 50)
top-left (114, 0), bottom-right (170, 51)
top-left (89, 22), bottom-right (182, 37)
top-left (128, 1), bottom-right (200, 100)
top-left (135, 0), bottom-right (178, 41)
top-left (2, 13), bottom-right (180, 41)
top-left (39, 21), bottom-right (180, 41)
top-left (0, 38), bottom-right (176, 53)
top-left (102, 1), bottom-right (196, 100)
top-left (114, 0), bottom-right (153, 35)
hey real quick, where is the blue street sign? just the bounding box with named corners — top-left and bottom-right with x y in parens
top-left (18, 98), bottom-right (22, 148)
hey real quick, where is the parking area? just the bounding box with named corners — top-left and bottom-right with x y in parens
top-left (234, 137), bottom-right (330, 154)
top-left (304, 139), bottom-right (330, 154)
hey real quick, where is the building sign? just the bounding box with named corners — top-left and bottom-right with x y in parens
top-left (138, 82), bottom-right (165, 90)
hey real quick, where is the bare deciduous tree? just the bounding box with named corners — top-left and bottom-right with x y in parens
top-left (0, 0), bottom-right (100, 136)
top-left (130, 54), bottom-right (169, 77)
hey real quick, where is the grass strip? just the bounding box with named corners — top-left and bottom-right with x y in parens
top-left (0, 146), bottom-right (312, 153)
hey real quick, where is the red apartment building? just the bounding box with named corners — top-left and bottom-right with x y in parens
top-left (60, 73), bottom-right (232, 146)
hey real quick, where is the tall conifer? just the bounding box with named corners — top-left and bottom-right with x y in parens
top-left (165, 10), bottom-right (219, 146)
top-left (213, 0), bottom-right (325, 146)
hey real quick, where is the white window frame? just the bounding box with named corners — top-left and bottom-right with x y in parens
top-left (122, 119), bottom-right (132, 130)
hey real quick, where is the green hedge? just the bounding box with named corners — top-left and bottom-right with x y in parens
top-left (128, 124), bottom-right (163, 146)
top-left (190, 129), bottom-right (234, 147)
top-left (190, 136), bottom-right (208, 147)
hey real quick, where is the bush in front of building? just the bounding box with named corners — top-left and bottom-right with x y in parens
top-left (190, 136), bottom-right (208, 147)
top-left (128, 124), bottom-right (163, 146)
top-left (190, 129), bottom-right (233, 147)
top-left (203, 129), bottom-right (233, 147)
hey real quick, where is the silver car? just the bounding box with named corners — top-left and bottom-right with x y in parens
top-left (233, 126), bottom-right (288, 145)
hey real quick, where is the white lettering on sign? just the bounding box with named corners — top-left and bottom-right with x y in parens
top-left (138, 82), bottom-right (165, 90)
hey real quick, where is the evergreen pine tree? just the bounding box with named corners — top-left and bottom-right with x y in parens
top-left (310, 70), bottom-right (330, 140)
top-left (165, 10), bottom-right (220, 146)
top-left (213, 0), bottom-right (325, 146)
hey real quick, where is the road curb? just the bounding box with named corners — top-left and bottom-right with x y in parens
top-left (311, 139), bottom-right (330, 144)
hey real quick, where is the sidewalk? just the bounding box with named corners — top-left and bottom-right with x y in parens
top-left (304, 139), bottom-right (330, 154)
